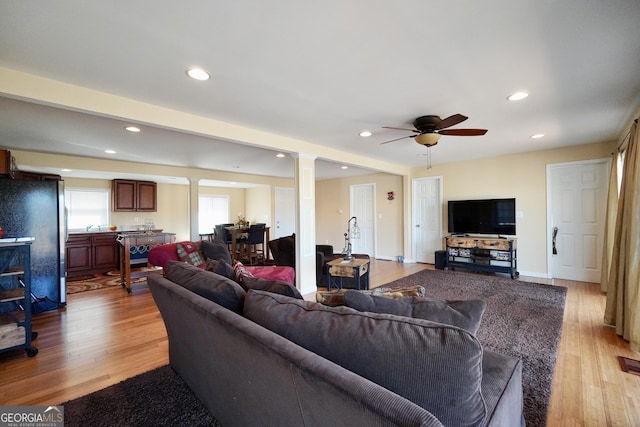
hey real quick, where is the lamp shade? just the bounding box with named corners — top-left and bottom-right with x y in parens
top-left (415, 133), bottom-right (441, 146)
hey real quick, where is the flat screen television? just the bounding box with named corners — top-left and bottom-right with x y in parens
top-left (447, 198), bottom-right (516, 236)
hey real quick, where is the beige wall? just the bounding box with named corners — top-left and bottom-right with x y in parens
top-left (15, 151), bottom-right (291, 243)
top-left (245, 186), bottom-right (272, 227)
top-left (316, 173), bottom-right (404, 259)
top-left (15, 142), bottom-right (618, 276)
top-left (64, 177), bottom-right (192, 241)
top-left (414, 141), bottom-right (616, 276)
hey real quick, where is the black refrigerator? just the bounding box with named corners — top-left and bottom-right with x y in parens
top-left (0, 178), bottom-right (66, 312)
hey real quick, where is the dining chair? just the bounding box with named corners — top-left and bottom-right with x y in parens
top-left (214, 224), bottom-right (234, 251)
top-left (245, 223), bottom-right (266, 265)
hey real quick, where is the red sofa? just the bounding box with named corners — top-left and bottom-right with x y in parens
top-left (147, 241), bottom-right (295, 285)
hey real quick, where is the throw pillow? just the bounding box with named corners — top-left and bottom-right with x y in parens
top-left (213, 259), bottom-right (235, 280)
top-left (241, 276), bottom-right (303, 299)
top-left (201, 240), bottom-right (233, 265)
top-left (165, 260), bottom-right (246, 313)
top-left (343, 292), bottom-right (487, 335)
top-left (243, 290), bottom-right (486, 427)
top-left (176, 241), bottom-right (205, 268)
top-left (233, 260), bottom-right (254, 285)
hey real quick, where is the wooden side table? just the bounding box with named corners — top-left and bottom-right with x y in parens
top-left (326, 257), bottom-right (370, 291)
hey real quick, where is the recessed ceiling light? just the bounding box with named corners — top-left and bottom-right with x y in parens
top-left (531, 133), bottom-right (545, 139)
top-left (186, 68), bottom-right (210, 81)
top-left (61, 168), bottom-right (72, 172)
top-left (359, 131), bottom-right (372, 137)
top-left (105, 149), bottom-right (116, 154)
top-left (276, 153), bottom-right (285, 158)
top-left (507, 91), bottom-right (529, 101)
top-left (125, 126), bottom-right (141, 133)
top-left (341, 166), bottom-right (348, 169)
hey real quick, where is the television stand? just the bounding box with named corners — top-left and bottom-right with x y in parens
top-left (445, 236), bottom-right (518, 279)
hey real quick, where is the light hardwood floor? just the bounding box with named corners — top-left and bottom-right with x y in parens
top-left (1, 259), bottom-right (639, 426)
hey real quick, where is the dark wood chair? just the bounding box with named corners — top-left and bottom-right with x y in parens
top-left (244, 223), bottom-right (266, 265)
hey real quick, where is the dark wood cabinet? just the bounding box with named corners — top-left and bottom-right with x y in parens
top-left (0, 149), bottom-right (17, 178)
top-left (66, 234), bottom-right (92, 274)
top-left (92, 233), bottom-right (119, 270)
top-left (66, 233), bottom-right (118, 277)
top-left (112, 179), bottom-right (157, 212)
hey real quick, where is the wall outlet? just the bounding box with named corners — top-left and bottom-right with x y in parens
top-left (134, 216), bottom-right (139, 222)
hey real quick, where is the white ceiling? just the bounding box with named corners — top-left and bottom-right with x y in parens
top-left (1, 1), bottom-right (639, 185)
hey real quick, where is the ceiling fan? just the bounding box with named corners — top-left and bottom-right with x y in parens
top-left (381, 114), bottom-right (487, 147)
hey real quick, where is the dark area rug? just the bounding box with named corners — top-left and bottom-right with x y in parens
top-left (61, 269), bottom-right (565, 426)
top-left (61, 365), bottom-right (220, 426)
top-left (382, 269), bottom-right (567, 427)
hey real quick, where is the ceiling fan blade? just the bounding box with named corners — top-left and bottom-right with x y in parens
top-left (439, 128), bottom-right (488, 136)
top-left (382, 126), bottom-right (418, 132)
top-left (436, 114), bottom-right (468, 130)
top-left (380, 135), bottom-right (415, 144)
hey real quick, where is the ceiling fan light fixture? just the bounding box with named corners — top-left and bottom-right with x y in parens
top-left (414, 133), bottom-right (441, 146)
top-left (359, 131), bottom-right (372, 137)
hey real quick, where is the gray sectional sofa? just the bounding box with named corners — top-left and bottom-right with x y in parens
top-left (148, 261), bottom-right (525, 426)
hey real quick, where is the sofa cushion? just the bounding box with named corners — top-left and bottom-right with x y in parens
top-left (201, 240), bottom-right (233, 265)
top-left (241, 276), bottom-right (303, 299)
top-left (343, 292), bottom-right (486, 335)
top-left (165, 261), bottom-right (245, 313)
top-left (243, 290), bottom-right (486, 426)
top-left (176, 241), bottom-right (205, 268)
top-left (246, 265), bottom-right (295, 285)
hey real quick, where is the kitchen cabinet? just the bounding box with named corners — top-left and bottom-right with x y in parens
top-left (66, 232), bottom-right (119, 277)
top-left (0, 149), bottom-right (17, 178)
top-left (112, 179), bottom-right (157, 212)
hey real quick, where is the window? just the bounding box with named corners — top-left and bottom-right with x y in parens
top-left (617, 149), bottom-right (626, 196)
top-left (65, 188), bottom-right (110, 231)
top-left (199, 195), bottom-right (230, 234)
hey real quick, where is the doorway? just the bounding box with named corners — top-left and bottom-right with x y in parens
top-left (274, 187), bottom-right (295, 238)
top-left (547, 159), bottom-right (610, 281)
top-left (349, 184), bottom-right (376, 256)
top-left (412, 177), bottom-right (442, 264)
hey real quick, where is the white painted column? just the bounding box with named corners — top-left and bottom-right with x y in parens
top-left (291, 153), bottom-right (317, 295)
top-left (189, 177), bottom-right (200, 242)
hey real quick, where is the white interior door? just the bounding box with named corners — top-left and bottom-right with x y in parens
top-left (274, 187), bottom-right (295, 238)
top-left (413, 177), bottom-right (442, 264)
top-left (350, 184), bottom-right (375, 256)
top-left (548, 159), bottom-right (609, 282)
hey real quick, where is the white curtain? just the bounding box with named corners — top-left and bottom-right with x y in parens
top-left (604, 119), bottom-right (640, 352)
